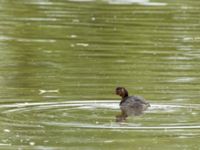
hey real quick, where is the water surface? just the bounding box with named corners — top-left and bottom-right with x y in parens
top-left (0, 0), bottom-right (200, 149)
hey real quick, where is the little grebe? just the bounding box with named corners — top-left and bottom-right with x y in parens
top-left (115, 87), bottom-right (150, 122)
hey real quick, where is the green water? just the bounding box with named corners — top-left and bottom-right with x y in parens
top-left (0, 0), bottom-right (200, 149)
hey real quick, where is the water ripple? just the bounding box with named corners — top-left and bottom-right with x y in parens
top-left (0, 100), bottom-right (199, 130)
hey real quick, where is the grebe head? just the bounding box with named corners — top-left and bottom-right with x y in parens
top-left (115, 87), bottom-right (129, 98)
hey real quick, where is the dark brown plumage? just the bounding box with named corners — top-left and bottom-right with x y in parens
top-left (115, 87), bottom-right (150, 122)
